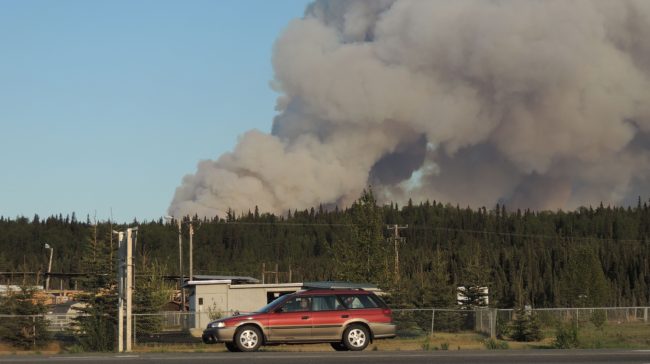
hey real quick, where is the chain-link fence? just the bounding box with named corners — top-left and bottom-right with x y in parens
top-left (1, 307), bottom-right (648, 348)
top-left (392, 306), bottom-right (650, 338)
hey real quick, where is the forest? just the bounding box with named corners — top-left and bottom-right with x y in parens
top-left (1, 190), bottom-right (649, 309)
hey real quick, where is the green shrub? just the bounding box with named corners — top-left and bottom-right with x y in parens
top-left (484, 338), bottom-right (509, 350)
top-left (420, 338), bottom-right (438, 351)
top-left (554, 320), bottom-right (579, 349)
top-left (496, 317), bottom-right (511, 339)
top-left (589, 310), bottom-right (606, 331)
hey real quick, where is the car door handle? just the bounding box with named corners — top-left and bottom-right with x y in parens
top-left (302, 316), bottom-right (310, 320)
top-left (341, 315), bottom-right (349, 318)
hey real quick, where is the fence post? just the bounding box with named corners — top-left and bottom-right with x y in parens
top-left (133, 315), bottom-right (137, 347)
top-left (644, 307), bottom-right (648, 323)
top-left (430, 309), bottom-right (435, 334)
top-left (32, 316), bottom-right (36, 350)
top-left (490, 309), bottom-right (497, 339)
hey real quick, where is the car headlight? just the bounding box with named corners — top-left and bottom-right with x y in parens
top-left (208, 321), bottom-right (226, 329)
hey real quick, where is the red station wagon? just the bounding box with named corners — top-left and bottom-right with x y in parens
top-left (202, 288), bottom-right (396, 352)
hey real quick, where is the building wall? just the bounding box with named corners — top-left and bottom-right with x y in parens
top-left (189, 282), bottom-right (303, 329)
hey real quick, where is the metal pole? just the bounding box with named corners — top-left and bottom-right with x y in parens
top-left (133, 315), bottom-right (137, 347)
top-left (117, 232), bottom-right (124, 353)
top-left (189, 223), bottom-right (194, 283)
top-left (45, 247), bottom-right (53, 291)
top-left (430, 309), bottom-right (435, 334)
top-left (178, 220), bottom-right (185, 311)
top-left (125, 228), bottom-right (133, 352)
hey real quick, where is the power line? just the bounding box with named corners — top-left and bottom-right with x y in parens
top-left (407, 225), bottom-right (648, 243)
top-left (199, 221), bottom-right (354, 227)
top-left (195, 221), bottom-right (648, 243)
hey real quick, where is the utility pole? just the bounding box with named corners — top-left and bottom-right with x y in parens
top-left (116, 228), bottom-right (137, 352)
top-left (386, 225), bottom-right (408, 280)
top-left (165, 216), bottom-right (185, 311)
top-left (177, 219), bottom-right (184, 311)
top-left (44, 243), bottom-right (53, 291)
top-left (188, 223), bottom-right (194, 283)
top-left (116, 230), bottom-right (125, 353)
top-left (125, 228), bottom-right (134, 352)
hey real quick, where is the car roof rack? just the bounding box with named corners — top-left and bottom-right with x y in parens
top-left (302, 281), bottom-right (377, 290)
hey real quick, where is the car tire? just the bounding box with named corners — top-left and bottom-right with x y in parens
top-left (330, 342), bottom-right (349, 351)
top-left (342, 324), bottom-right (370, 351)
top-left (225, 342), bottom-right (240, 352)
top-left (234, 325), bottom-right (263, 352)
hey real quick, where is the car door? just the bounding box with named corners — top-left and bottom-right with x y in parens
top-left (267, 296), bottom-right (312, 342)
top-left (310, 295), bottom-right (348, 340)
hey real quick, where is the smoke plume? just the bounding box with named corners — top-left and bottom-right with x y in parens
top-left (169, 0), bottom-right (650, 218)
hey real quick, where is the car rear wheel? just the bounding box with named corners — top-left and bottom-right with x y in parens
top-left (330, 342), bottom-right (349, 351)
top-left (342, 324), bottom-right (369, 351)
top-left (225, 342), bottom-right (240, 352)
top-left (234, 325), bottom-right (263, 352)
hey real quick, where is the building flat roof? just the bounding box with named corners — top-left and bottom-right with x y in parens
top-left (228, 283), bottom-right (303, 289)
top-left (185, 279), bottom-right (232, 286)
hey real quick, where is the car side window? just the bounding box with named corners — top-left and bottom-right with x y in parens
top-left (278, 297), bottom-right (312, 312)
top-left (338, 294), bottom-right (379, 309)
top-left (312, 296), bottom-right (343, 311)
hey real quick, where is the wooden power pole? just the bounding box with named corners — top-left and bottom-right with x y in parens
top-left (386, 224), bottom-right (408, 280)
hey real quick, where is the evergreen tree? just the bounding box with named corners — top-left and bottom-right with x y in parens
top-left (558, 245), bottom-right (610, 306)
top-left (0, 287), bottom-right (51, 349)
top-left (73, 227), bottom-right (118, 352)
top-left (331, 188), bottom-right (391, 287)
top-left (510, 307), bottom-right (543, 342)
top-left (134, 261), bottom-right (172, 337)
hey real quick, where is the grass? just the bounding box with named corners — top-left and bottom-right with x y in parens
top-left (572, 322), bottom-right (650, 349)
top-left (0, 322), bottom-right (648, 355)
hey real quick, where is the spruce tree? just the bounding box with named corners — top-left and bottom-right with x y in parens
top-left (73, 227), bottom-right (118, 351)
top-left (332, 189), bottom-right (390, 287)
top-left (133, 261), bottom-right (172, 337)
top-left (0, 287), bottom-right (51, 349)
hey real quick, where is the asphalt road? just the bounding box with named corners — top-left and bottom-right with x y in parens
top-left (0, 350), bottom-right (649, 364)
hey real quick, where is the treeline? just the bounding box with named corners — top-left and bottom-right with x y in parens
top-left (1, 193), bottom-right (649, 309)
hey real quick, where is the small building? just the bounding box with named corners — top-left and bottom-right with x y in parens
top-left (188, 280), bottom-right (303, 314)
top-left (185, 279), bottom-right (379, 330)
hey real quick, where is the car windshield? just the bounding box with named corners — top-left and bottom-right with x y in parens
top-left (255, 294), bottom-right (292, 313)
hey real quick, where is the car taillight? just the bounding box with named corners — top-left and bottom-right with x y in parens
top-left (382, 308), bottom-right (392, 316)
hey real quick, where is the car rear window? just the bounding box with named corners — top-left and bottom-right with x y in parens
top-left (337, 294), bottom-right (380, 309)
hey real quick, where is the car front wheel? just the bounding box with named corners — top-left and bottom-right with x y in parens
top-left (342, 324), bottom-right (369, 351)
top-left (234, 326), bottom-right (263, 352)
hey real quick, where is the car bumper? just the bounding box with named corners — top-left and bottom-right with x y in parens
top-left (202, 327), bottom-right (237, 344)
top-left (370, 323), bottom-right (397, 339)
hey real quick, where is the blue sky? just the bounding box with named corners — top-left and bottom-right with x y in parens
top-left (0, 0), bottom-right (310, 223)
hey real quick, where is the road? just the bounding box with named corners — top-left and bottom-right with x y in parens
top-left (0, 350), bottom-right (649, 364)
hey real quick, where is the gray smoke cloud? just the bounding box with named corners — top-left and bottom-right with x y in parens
top-left (169, 0), bottom-right (650, 218)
